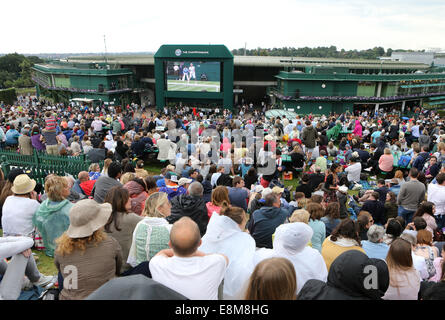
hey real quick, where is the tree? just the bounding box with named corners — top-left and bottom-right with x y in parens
top-left (0, 70), bottom-right (15, 88)
top-left (0, 53), bottom-right (25, 75)
top-left (0, 53), bottom-right (41, 88)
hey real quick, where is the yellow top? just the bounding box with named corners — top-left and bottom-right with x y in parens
top-left (321, 236), bottom-right (365, 271)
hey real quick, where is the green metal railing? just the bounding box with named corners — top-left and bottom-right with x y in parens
top-left (0, 150), bottom-right (97, 185)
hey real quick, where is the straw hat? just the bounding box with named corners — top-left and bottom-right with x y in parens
top-left (11, 174), bottom-right (36, 195)
top-left (66, 199), bottom-right (112, 238)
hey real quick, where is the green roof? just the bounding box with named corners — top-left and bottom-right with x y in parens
top-left (32, 64), bottom-right (133, 76)
top-left (66, 54), bottom-right (429, 69)
top-left (276, 71), bottom-right (445, 82)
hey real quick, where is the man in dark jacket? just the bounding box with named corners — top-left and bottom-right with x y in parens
top-left (294, 173), bottom-right (312, 198)
top-left (413, 146), bottom-right (429, 172)
top-left (301, 120), bottom-right (317, 160)
top-left (374, 179), bottom-right (389, 204)
top-left (92, 162), bottom-right (122, 203)
top-left (360, 192), bottom-right (386, 225)
top-left (298, 251), bottom-right (389, 300)
top-left (131, 135), bottom-right (146, 157)
top-left (353, 146), bottom-right (370, 163)
top-left (308, 167), bottom-right (325, 192)
top-left (247, 193), bottom-right (288, 249)
top-left (366, 144), bottom-right (383, 174)
top-left (167, 182), bottom-right (208, 236)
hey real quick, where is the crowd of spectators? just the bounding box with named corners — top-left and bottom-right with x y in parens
top-left (0, 97), bottom-right (444, 300)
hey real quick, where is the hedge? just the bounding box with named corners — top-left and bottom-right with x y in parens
top-left (0, 88), bottom-right (16, 105)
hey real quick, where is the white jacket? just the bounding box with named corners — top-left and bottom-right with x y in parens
top-left (156, 138), bottom-right (176, 161)
top-left (254, 222), bottom-right (328, 294)
top-left (427, 183), bottom-right (445, 216)
top-left (199, 214), bottom-right (256, 300)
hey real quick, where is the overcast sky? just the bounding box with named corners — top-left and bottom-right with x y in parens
top-left (2, 0), bottom-right (444, 54)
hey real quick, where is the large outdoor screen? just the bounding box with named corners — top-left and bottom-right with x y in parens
top-left (165, 61), bottom-right (221, 92)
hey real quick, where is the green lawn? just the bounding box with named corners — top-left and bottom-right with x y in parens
top-left (32, 250), bottom-right (57, 275)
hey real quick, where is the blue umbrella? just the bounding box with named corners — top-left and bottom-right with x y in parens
top-left (402, 117), bottom-right (409, 120)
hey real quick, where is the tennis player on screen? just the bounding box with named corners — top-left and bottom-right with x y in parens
top-left (182, 66), bottom-right (189, 81)
top-left (188, 63), bottom-right (196, 81)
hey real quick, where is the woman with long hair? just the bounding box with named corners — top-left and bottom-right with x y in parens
top-left (321, 218), bottom-right (365, 271)
top-left (307, 202), bottom-right (326, 252)
top-left (103, 186), bottom-right (143, 273)
top-left (206, 186), bottom-right (230, 219)
top-left (127, 192), bottom-right (172, 267)
top-left (30, 125), bottom-right (46, 152)
top-left (321, 202), bottom-right (341, 237)
top-left (323, 163), bottom-right (341, 203)
top-left (413, 202), bottom-right (437, 235)
top-left (382, 238), bottom-right (421, 300)
top-left (54, 199), bottom-right (122, 300)
top-left (101, 158), bottom-right (113, 177)
top-left (383, 218), bottom-right (404, 245)
top-left (290, 144), bottom-right (306, 171)
top-left (384, 191), bottom-right (398, 222)
top-left (244, 257), bottom-right (297, 300)
top-left (394, 170), bottom-right (405, 185)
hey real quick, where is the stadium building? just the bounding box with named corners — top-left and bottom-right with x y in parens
top-left (31, 61), bottom-right (135, 107)
top-left (32, 45), bottom-right (445, 114)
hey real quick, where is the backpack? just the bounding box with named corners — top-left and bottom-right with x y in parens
top-left (398, 155), bottom-right (411, 168)
top-left (414, 154), bottom-right (429, 171)
top-left (336, 153), bottom-right (346, 166)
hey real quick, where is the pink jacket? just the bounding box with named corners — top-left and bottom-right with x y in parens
top-left (379, 154), bottom-right (394, 172)
top-left (353, 120), bottom-right (362, 137)
top-left (206, 202), bottom-right (221, 219)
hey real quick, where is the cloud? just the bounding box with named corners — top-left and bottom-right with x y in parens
top-left (0, 0), bottom-right (443, 53)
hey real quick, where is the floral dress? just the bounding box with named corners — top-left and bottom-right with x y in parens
top-left (323, 173), bottom-right (338, 203)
